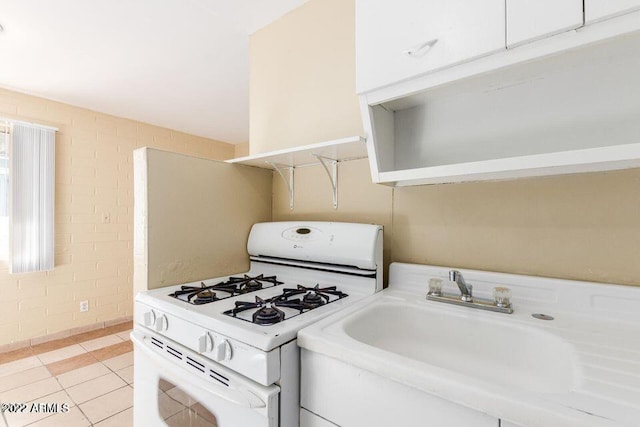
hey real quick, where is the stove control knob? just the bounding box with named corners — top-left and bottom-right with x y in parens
top-left (198, 332), bottom-right (214, 353)
top-left (213, 340), bottom-right (232, 361)
top-left (143, 310), bottom-right (156, 328)
top-left (154, 314), bottom-right (168, 332)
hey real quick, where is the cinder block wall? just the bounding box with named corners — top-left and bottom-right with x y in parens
top-left (0, 87), bottom-right (235, 347)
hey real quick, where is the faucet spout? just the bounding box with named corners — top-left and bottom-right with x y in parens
top-left (449, 270), bottom-right (473, 302)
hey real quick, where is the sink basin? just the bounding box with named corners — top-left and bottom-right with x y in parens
top-left (342, 303), bottom-right (577, 394)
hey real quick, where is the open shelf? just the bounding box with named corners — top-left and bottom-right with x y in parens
top-left (227, 136), bottom-right (367, 210)
top-left (227, 136), bottom-right (367, 169)
top-left (380, 143), bottom-right (640, 187)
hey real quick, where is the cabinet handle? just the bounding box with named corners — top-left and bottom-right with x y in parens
top-left (403, 38), bottom-right (438, 58)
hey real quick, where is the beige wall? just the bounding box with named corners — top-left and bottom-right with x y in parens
top-left (264, 0), bottom-right (640, 287)
top-left (0, 87), bottom-right (235, 346)
top-left (273, 162), bottom-right (640, 287)
top-left (392, 169), bottom-right (640, 286)
top-left (135, 148), bottom-right (272, 292)
top-left (234, 142), bottom-right (250, 158)
top-left (249, 0), bottom-right (364, 155)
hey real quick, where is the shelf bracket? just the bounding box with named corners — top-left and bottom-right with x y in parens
top-left (313, 154), bottom-right (338, 209)
top-left (269, 162), bottom-right (294, 210)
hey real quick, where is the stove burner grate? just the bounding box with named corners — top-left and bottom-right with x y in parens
top-left (227, 274), bottom-right (283, 293)
top-left (303, 291), bottom-right (325, 306)
top-left (193, 289), bottom-right (217, 305)
top-left (170, 283), bottom-right (223, 305)
top-left (169, 274), bottom-right (284, 305)
top-left (223, 284), bottom-right (348, 325)
top-left (226, 296), bottom-right (312, 325)
top-left (253, 305), bottom-right (285, 325)
top-left (282, 284), bottom-right (348, 307)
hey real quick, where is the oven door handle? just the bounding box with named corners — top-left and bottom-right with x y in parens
top-left (131, 331), bottom-right (268, 409)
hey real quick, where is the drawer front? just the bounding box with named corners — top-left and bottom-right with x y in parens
top-left (356, 0), bottom-right (505, 94)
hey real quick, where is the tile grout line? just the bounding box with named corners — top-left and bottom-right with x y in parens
top-left (93, 360), bottom-right (133, 427)
top-left (65, 380), bottom-right (94, 427)
top-left (62, 356), bottom-right (132, 389)
top-left (112, 369), bottom-right (131, 385)
top-left (87, 385), bottom-right (133, 425)
top-left (92, 403), bottom-right (132, 427)
top-left (66, 373), bottom-right (126, 405)
top-left (37, 346), bottom-right (90, 367)
top-left (101, 354), bottom-right (134, 384)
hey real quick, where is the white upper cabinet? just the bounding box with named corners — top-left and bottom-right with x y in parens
top-left (359, 0), bottom-right (640, 187)
top-left (355, 0), bottom-right (506, 94)
top-left (506, 0), bottom-right (584, 47)
top-left (585, 0), bottom-right (640, 23)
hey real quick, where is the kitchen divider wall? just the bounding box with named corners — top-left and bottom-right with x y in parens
top-left (133, 148), bottom-right (272, 293)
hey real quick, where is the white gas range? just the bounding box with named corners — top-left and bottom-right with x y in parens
top-left (132, 221), bottom-right (383, 427)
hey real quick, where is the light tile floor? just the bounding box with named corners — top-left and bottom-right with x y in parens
top-left (0, 322), bottom-right (134, 427)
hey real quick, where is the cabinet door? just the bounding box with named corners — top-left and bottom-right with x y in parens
top-left (506, 0), bottom-right (583, 47)
top-left (585, 0), bottom-right (640, 23)
top-left (302, 350), bottom-right (500, 427)
top-left (356, 0), bottom-right (505, 94)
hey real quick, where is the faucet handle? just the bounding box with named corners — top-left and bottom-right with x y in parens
top-left (427, 278), bottom-right (443, 296)
top-left (493, 287), bottom-right (511, 308)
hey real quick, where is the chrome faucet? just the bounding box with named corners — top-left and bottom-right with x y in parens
top-left (449, 270), bottom-right (473, 302)
top-left (426, 270), bottom-right (513, 314)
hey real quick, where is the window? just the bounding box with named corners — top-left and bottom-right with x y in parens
top-left (0, 124), bottom-right (8, 262)
top-left (6, 121), bottom-right (56, 273)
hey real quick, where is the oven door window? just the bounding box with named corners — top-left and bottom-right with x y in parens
top-left (158, 378), bottom-right (218, 426)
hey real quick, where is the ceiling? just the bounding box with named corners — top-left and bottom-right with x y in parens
top-left (0, 0), bottom-right (310, 143)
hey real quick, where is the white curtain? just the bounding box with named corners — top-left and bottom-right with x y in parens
top-left (9, 122), bottom-right (55, 273)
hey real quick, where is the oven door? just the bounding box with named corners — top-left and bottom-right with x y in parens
top-left (132, 329), bottom-right (279, 427)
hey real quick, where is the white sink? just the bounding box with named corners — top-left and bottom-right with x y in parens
top-left (341, 302), bottom-right (577, 394)
top-left (298, 265), bottom-right (640, 427)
